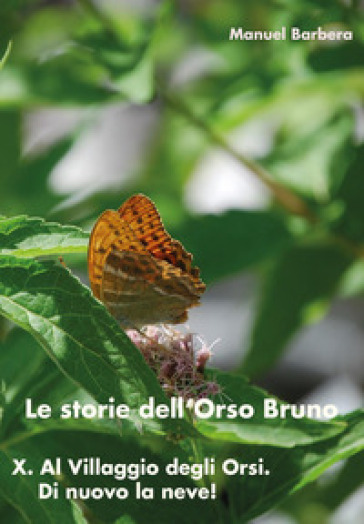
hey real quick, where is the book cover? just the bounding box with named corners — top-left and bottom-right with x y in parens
top-left (0, 1), bottom-right (363, 523)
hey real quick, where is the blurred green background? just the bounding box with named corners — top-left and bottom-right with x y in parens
top-left (1, 0), bottom-right (364, 522)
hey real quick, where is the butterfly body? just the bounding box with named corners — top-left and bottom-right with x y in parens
top-left (88, 194), bottom-right (205, 328)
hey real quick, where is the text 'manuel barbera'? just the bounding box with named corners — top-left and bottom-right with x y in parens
top-left (230, 26), bottom-right (353, 41)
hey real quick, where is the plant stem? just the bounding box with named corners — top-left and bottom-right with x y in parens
top-left (185, 412), bottom-right (226, 523)
top-left (159, 86), bottom-right (317, 223)
top-left (159, 86), bottom-right (364, 262)
top-left (185, 408), bottom-right (209, 489)
top-left (0, 41), bottom-right (12, 70)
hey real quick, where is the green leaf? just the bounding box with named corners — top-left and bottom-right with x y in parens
top-left (114, 49), bottom-right (153, 103)
top-left (242, 245), bottom-right (351, 377)
top-left (0, 216), bottom-right (88, 257)
top-left (263, 108), bottom-right (354, 200)
top-left (0, 441), bottom-right (84, 524)
top-left (321, 449), bottom-right (364, 508)
top-left (196, 371), bottom-right (345, 447)
top-left (224, 410), bottom-right (364, 521)
top-left (338, 258), bottom-right (364, 298)
top-left (290, 450), bottom-right (364, 515)
top-left (172, 210), bottom-right (293, 284)
top-left (79, 30), bottom-right (154, 104)
top-left (0, 328), bottom-right (45, 402)
top-left (0, 256), bottom-right (189, 435)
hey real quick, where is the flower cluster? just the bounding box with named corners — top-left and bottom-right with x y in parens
top-left (126, 325), bottom-right (220, 400)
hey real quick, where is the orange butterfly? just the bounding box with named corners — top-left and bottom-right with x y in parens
top-left (88, 194), bottom-right (205, 328)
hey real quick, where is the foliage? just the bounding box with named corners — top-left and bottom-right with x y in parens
top-left (0, 0), bottom-right (363, 523)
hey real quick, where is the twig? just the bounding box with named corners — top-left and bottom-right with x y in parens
top-left (0, 41), bottom-right (12, 70)
top-left (160, 87), bottom-right (317, 223)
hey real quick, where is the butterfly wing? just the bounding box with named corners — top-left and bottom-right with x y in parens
top-left (101, 250), bottom-right (200, 327)
top-left (88, 195), bottom-right (205, 327)
top-left (87, 209), bottom-right (147, 301)
top-left (118, 194), bottom-right (205, 294)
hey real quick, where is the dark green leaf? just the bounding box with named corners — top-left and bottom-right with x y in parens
top-left (291, 450), bottom-right (364, 514)
top-left (172, 210), bottom-right (293, 284)
top-left (309, 40), bottom-right (364, 72)
top-left (242, 245), bottom-right (351, 377)
top-left (0, 441), bottom-right (84, 524)
top-left (78, 30), bottom-right (154, 104)
top-left (0, 328), bottom-right (79, 439)
top-left (0, 328), bottom-right (44, 400)
top-left (0, 110), bottom-right (21, 197)
top-left (224, 410), bottom-right (364, 521)
top-left (332, 143), bottom-right (364, 242)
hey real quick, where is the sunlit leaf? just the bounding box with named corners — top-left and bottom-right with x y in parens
top-left (0, 216), bottom-right (88, 257)
top-left (196, 371), bottom-right (345, 446)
